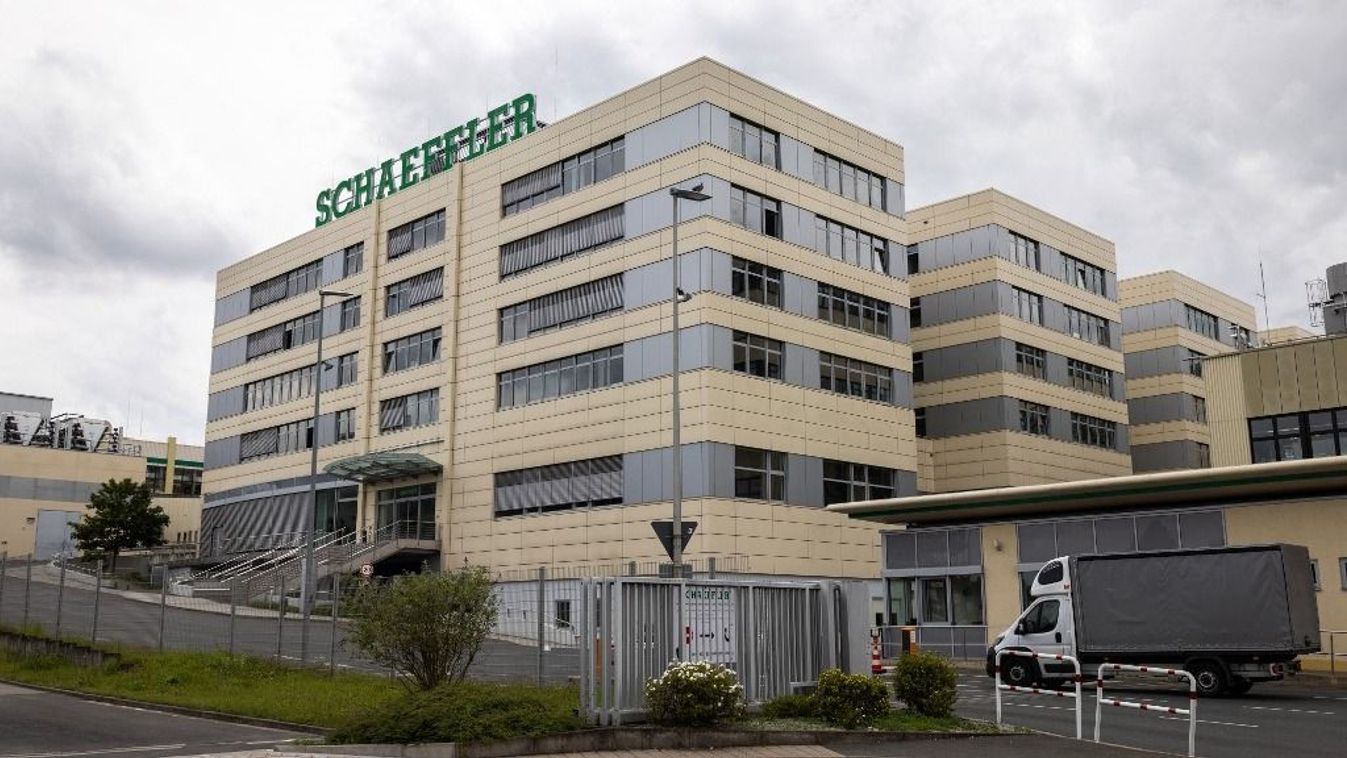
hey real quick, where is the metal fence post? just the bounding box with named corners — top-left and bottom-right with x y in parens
top-left (537, 566), bottom-right (546, 686)
top-left (0, 552), bottom-right (7, 625)
top-left (708, 556), bottom-right (716, 580)
top-left (157, 567), bottom-right (168, 652)
top-left (276, 572), bottom-right (286, 662)
top-left (329, 572), bottom-right (340, 676)
top-left (22, 557), bottom-right (32, 629)
top-left (55, 555), bottom-right (67, 640)
top-left (228, 579), bottom-right (238, 656)
top-left (91, 560), bottom-right (103, 645)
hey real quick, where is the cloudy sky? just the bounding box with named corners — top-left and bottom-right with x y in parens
top-left (1, 1), bottom-right (1343, 445)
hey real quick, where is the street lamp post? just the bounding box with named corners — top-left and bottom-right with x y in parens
top-left (668, 184), bottom-right (711, 576)
top-left (300, 288), bottom-right (356, 664)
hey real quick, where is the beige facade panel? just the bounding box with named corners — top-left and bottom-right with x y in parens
top-left (1260, 325), bottom-right (1317, 345)
top-left (912, 314), bottom-right (1124, 371)
top-left (1126, 373), bottom-right (1206, 401)
top-left (1122, 325), bottom-right (1230, 357)
top-left (0, 446), bottom-right (146, 555)
top-left (914, 372), bottom-right (1127, 423)
top-left (1130, 420), bottom-right (1211, 447)
top-left (1119, 270), bottom-right (1257, 328)
top-left (921, 431), bottom-right (1130, 492)
top-left (911, 256), bottom-right (1118, 320)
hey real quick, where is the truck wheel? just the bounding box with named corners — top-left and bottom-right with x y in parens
top-left (1228, 678), bottom-right (1253, 696)
top-left (1001, 655), bottom-right (1041, 688)
top-left (1186, 660), bottom-right (1227, 697)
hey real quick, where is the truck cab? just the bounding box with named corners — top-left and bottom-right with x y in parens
top-left (986, 557), bottom-right (1078, 687)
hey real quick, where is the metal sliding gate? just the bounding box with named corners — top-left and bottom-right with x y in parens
top-left (580, 577), bottom-right (859, 725)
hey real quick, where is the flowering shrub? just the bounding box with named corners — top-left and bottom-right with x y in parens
top-left (643, 660), bottom-right (744, 726)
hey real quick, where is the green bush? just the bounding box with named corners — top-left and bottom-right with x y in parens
top-left (812, 668), bottom-right (890, 729)
top-left (643, 660), bottom-right (744, 726)
top-left (761, 693), bottom-right (816, 719)
top-left (892, 651), bottom-right (958, 717)
top-left (328, 681), bottom-right (582, 744)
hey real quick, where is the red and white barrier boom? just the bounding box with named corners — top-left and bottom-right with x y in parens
top-left (993, 650), bottom-right (1083, 740)
top-left (1093, 663), bottom-right (1197, 757)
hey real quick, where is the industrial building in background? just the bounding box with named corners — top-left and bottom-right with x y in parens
top-left (0, 391), bottom-right (202, 560)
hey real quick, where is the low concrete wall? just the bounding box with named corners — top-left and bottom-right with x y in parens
top-left (0, 631), bottom-right (120, 668)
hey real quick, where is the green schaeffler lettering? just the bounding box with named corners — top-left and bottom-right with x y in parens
top-left (315, 93), bottom-right (537, 227)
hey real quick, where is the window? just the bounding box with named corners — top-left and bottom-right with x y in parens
top-left (171, 467), bottom-right (203, 496)
top-left (1019, 401), bottom-right (1050, 436)
top-left (1232, 324), bottom-right (1254, 348)
top-left (910, 297), bottom-right (922, 328)
top-left (283, 313), bottom-right (319, 349)
top-left (339, 297), bottom-right (361, 331)
top-left (728, 114), bottom-right (779, 168)
top-left (1065, 305), bottom-right (1110, 346)
top-left (554, 599), bottom-right (573, 630)
top-left (731, 257), bottom-right (783, 308)
top-left (498, 274), bottom-right (623, 343)
top-left (379, 389), bottom-right (439, 433)
top-left (819, 353), bottom-right (893, 403)
top-left (811, 149), bottom-right (887, 210)
top-left (907, 245), bottom-right (920, 275)
top-left (1067, 359), bottom-right (1113, 396)
top-left (387, 209), bottom-right (446, 260)
top-left (1020, 599), bottom-right (1060, 634)
top-left (811, 216), bottom-right (890, 274)
top-left (921, 577), bottom-right (949, 623)
top-left (1062, 253), bottom-right (1106, 296)
top-left (375, 483), bottom-right (437, 535)
top-left (493, 456), bottom-right (622, 517)
top-left (823, 460), bottom-right (896, 504)
top-left (817, 283), bottom-right (890, 337)
top-left (1250, 406), bottom-right (1347, 463)
top-left (385, 268), bottom-right (444, 317)
top-left (733, 447), bottom-right (785, 500)
top-left (1071, 412), bottom-right (1117, 449)
top-left (335, 353), bottom-right (358, 387)
top-left (913, 351), bottom-right (924, 382)
top-left (240, 417), bottom-right (314, 462)
top-left (500, 205), bottom-right (624, 278)
top-left (1012, 287), bottom-right (1043, 326)
top-left (1339, 557), bottom-right (1347, 590)
top-left (1185, 304), bottom-right (1219, 340)
top-left (915, 407), bottom-right (927, 438)
top-left (334, 409), bottom-right (355, 442)
top-left (502, 138), bottom-right (624, 216)
top-left (1010, 231), bottom-right (1040, 271)
top-left (244, 364), bottom-right (315, 412)
top-left (249, 259), bottom-right (323, 312)
top-left (1037, 560), bottom-right (1064, 586)
top-left (729, 185), bottom-right (781, 238)
top-left (1196, 442), bottom-right (1211, 468)
top-left (1015, 343), bottom-right (1046, 379)
top-left (145, 464), bottom-right (166, 493)
top-left (498, 345), bottom-right (623, 409)
top-left (732, 331), bottom-right (783, 379)
top-left (383, 328), bottom-right (442, 374)
top-left (1194, 395), bottom-right (1207, 424)
top-left (342, 243), bottom-right (364, 276)
top-left (1187, 349), bottom-right (1206, 377)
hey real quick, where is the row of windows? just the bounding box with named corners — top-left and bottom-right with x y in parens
top-left (383, 328), bottom-right (441, 375)
top-left (1019, 400), bottom-right (1050, 436)
top-left (1250, 406), bottom-right (1347, 463)
top-left (245, 311), bottom-right (321, 361)
top-left (1185, 303), bottom-right (1219, 340)
top-left (385, 268), bottom-right (444, 317)
top-left (497, 346), bottom-right (624, 409)
top-left (249, 259), bottom-right (324, 312)
top-left (811, 215), bottom-right (891, 275)
top-left (378, 388), bottom-right (439, 434)
top-left (1062, 253), bottom-right (1106, 297)
top-left (239, 409), bottom-right (354, 462)
top-left (498, 274), bottom-right (623, 343)
top-left (731, 257), bottom-right (782, 308)
top-left (501, 137), bottom-right (625, 216)
top-left (499, 205), bottom-right (624, 279)
top-left (729, 114), bottom-right (779, 169)
top-left (817, 283), bottom-right (891, 337)
top-left (819, 352), bottom-right (893, 403)
top-left (493, 455), bottom-right (624, 517)
top-left (1015, 343), bottom-right (1045, 379)
top-left (243, 353), bottom-right (357, 413)
top-left (812, 149), bottom-right (887, 210)
top-left (1011, 287), bottom-right (1043, 326)
top-left (823, 460), bottom-right (896, 505)
top-left (387, 210), bottom-right (446, 260)
top-left (729, 185), bottom-right (783, 238)
top-left (732, 331), bottom-right (783, 380)
top-left (735, 447), bottom-right (786, 501)
top-left (1071, 412), bottom-right (1117, 448)
top-left (1067, 358), bottom-right (1113, 396)
top-left (1066, 305), bottom-right (1110, 346)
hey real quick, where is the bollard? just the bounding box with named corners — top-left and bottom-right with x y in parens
top-left (158, 567), bottom-right (168, 652)
top-left (329, 573), bottom-right (340, 677)
top-left (55, 555), bottom-right (67, 640)
top-left (0, 552), bottom-right (7, 625)
top-left (537, 567), bottom-right (546, 686)
top-left (22, 557), bottom-right (32, 629)
top-left (91, 560), bottom-right (103, 645)
top-left (228, 578), bottom-right (238, 656)
top-left (276, 573), bottom-right (286, 662)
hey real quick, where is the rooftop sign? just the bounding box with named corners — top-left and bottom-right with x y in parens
top-left (314, 93), bottom-right (538, 227)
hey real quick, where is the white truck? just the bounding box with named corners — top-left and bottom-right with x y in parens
top-left (987, 544), bottom-right (1320, 696)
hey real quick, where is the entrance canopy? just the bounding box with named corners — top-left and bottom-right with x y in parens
top-left (324, 452), bottom-right (442, 483)
top-left (826, 457), bottom-right (1347, 527)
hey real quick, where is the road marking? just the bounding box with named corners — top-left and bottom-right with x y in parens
top-left (1311, 695), bottom-right (1347, 701)
top-left (1160, 716), bottom-right (1259, 728)
top-left (0, 744), bottom-right (188, 758)
top-left (1004, 701), bottom-right (1075, 712)
top-left (1244, 705), bottom-right (1335, 716)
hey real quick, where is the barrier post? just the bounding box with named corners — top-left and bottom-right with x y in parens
top-left (993, 650), bottom-right (1083, 740)
top-left (1093, 663), bottom-right (1197, 757)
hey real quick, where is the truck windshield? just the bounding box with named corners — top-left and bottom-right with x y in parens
top-left (1021, 599), bottom-right (1060, 634)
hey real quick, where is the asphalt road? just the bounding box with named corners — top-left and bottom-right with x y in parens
top-left (955, 670), bottom-right (1347, 757)
top-left (0, 682), bottom-right (298, 758)
top-left (0, 571), bottom-right (578, 682)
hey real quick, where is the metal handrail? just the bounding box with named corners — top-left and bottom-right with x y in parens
top-left (993, 650), bottom-right (1083, 740)
top-left (1324, 629), bottom-right (1347, 682)
top-left (1094, 663), bottom-right (1197, 757)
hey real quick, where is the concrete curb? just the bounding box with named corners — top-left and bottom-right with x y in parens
top-left (301, 726), bottom-right (1024, 758)
top-left (0, 677), bottom-right (327, 735)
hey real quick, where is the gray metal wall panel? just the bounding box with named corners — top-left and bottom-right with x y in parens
top-left (707, 103), bottom-right (731, 152)
top-left (210, 337), bottom-right (247, 374)
top-left (896, 470), bottom-right (918, 497)
top-left (626, 103), bottom-right (712, 170)
top-left (0, 476), bottom-right (100, 504)
top-left (321, 301), bottom-right (342, 338)
top-left (893, 370), bottom-right (913, 409)
top-left (1047, 408), bottom-right (1073, 444)
top-left (1128, 393), bottom-right (1197, 425)
top-left (784, 344), bottom-right (817, 388)
top-left (321, 250), bottom-right (345, 285)
top-left (214, 289), bottom-right (251, 327)
top-left (314, 410), bottom-right (338, 447)
top-left (204, 436), bottom-right (241, 470)
top-left (207, 386), bottom-right (245, 422)
top-left (892, 305), bottom-right (911, 343)
top-left (788, 454), bottom-right (824, 507)
top-left (1132, 441), bottom-right (1203, 472)
top-left (885, 178), bottom-right (904, 217)
top-left (782, 271), bottom-right (812, 318)
top-left (1124, 345), bottom-right (1190, 379)
top-left (924, 396), bottom-right (1010, 438)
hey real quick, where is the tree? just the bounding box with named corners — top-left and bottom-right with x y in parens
top-left (71, 478), bottom-right (169, 571)
top-left (345, 566), bottom-right (498, 690)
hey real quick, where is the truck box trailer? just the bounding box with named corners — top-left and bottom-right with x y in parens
top-left (987, 544), bottom-right (1320, 696)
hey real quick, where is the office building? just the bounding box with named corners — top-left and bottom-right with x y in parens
top-left (1119, 271), bottom-right (1257, 472)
